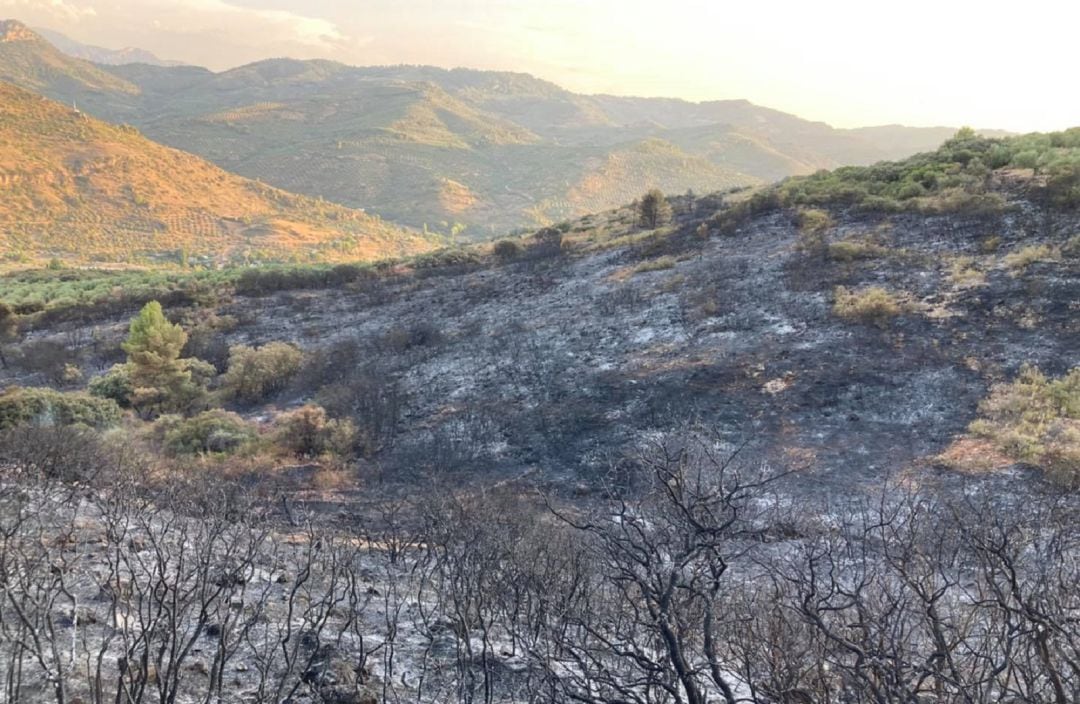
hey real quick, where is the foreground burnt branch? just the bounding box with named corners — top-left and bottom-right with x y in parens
top-left (0, 435), bottom-right (1078, 703)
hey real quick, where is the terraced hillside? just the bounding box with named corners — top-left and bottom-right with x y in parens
top-left (5, 20), bottom-right (1008, 236)
top-left (0, 82), bottom-right (430, 266)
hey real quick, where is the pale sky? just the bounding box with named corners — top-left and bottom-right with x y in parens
top-left (4, 0), bottom-right (1078, 132)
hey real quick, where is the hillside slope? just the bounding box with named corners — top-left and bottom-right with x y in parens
top-left (0, 19), bottom-right (137, 97)
top-left (3, 132), bottom-right (1076, 494)
top-left (0, 82), bottom-right (430, 265)
top-left (1, 21), bottom-right (1000, 236)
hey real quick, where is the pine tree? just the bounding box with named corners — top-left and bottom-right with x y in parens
top-left (122, 301), bottom-right (209, 415)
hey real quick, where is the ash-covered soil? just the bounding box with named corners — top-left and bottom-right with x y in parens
top-left (10, 194), bottom-right (1077, 499)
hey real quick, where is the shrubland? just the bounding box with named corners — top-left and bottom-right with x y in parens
top-left (777, 127), bottom-right (1080, 212)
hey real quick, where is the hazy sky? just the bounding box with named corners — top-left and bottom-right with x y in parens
top-left (5, 0), bottom-right (1077, 132)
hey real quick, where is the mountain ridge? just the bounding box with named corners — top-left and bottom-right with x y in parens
top-left (2, 19), bottom-right (1011, 236)
top-left (33, 26), bottom-right (183, 67)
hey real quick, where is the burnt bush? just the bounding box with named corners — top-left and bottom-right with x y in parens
top-left (529, 227), bottom-right (565, 259)
top-left (492, 239), bottom-right (524, 262)
top-left (0, 424), bottom-right (111, 483)
top-left (377, 321), bottom-right (443, 354)
top-left (295, 337), bottom-right (364, 392)
top-left (274, 404), bottom-right (356, 458)
top-left (317, 372), bottom-right (404, 457)
top-left (13, 338), bottom-right (78, 385)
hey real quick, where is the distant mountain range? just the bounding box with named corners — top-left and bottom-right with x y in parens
top-left (2, 19), bottom-right (1010, 237)
top-left (33, 27), bottom-right (183, 67)
top-left (0, 79), bottom-right (429, 266)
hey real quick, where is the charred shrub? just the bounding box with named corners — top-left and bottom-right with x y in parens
top-left (317, 373), bottom-right (403, 457)
top-left (529, 227), bottom-right (565, 258)
top-left (0, 424), bottom-right (110, 483)
top-left (378, 321), bottom-right (443, 354)
top-left (14, 339), bottom-right (78, 386)
top-left (493, 239), bottom-right (524, 262)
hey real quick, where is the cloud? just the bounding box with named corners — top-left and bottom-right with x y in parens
top-left (2, 0), bottom-right (354, 67)
top-left (166, 0), bottom-right (346, 50)
top-left (0, 0), bottom-right (96, 22)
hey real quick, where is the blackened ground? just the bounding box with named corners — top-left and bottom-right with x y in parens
top-left (6, 195), bottom-right (1078, 503)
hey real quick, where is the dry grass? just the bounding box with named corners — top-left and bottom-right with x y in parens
top-left (1002, 244), bottom-right (1060, 272)
top-left (833, 286), bottom-right (904, 326)
top-left (947, 256), bottom-right (988, 288)
top-left (934, 437), bottom-right (1015, 475)
top-left (632, 255), bottom-right (677, 274)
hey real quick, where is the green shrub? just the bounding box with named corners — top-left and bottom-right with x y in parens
top-left (156, 409), bottom-right (258, 456)
top-left (775, 128), bottom-right (1080, 214)
top-left (0, 386), bottom-right (122, 430)
top-left (411, 247), bottom-right (484, 271)
top-left (832, 286), bottom-right (903, 326)
top-left (274, 404), bottom-right (356, 458)
top-left (222, 342), bottom-right (303, 403)
top-left (969, 365), bottom-right (1080, 487)
top-left (88, 364), bottom-right (134, 408)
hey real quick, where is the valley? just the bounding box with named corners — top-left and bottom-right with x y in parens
top-left (0, 20), bottom-right (1008, 237)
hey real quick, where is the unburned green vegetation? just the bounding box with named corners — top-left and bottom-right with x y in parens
top-left (0, 386), bottom-right (121, 430)
top-left (778, 128), bottom-right (1080, 213)
top-left (968, 365), bottom-right (1080, 487)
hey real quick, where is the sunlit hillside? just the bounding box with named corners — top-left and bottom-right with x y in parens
top-left (0, 82), bottom-right (431, 266)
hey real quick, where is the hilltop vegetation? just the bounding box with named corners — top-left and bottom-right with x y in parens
top-left (777, 127), bottom-right (1080, 212)
top-left (0, 20), bottom-right (1007, 236)
top-left (0, 82), bottom-right (431, 265)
